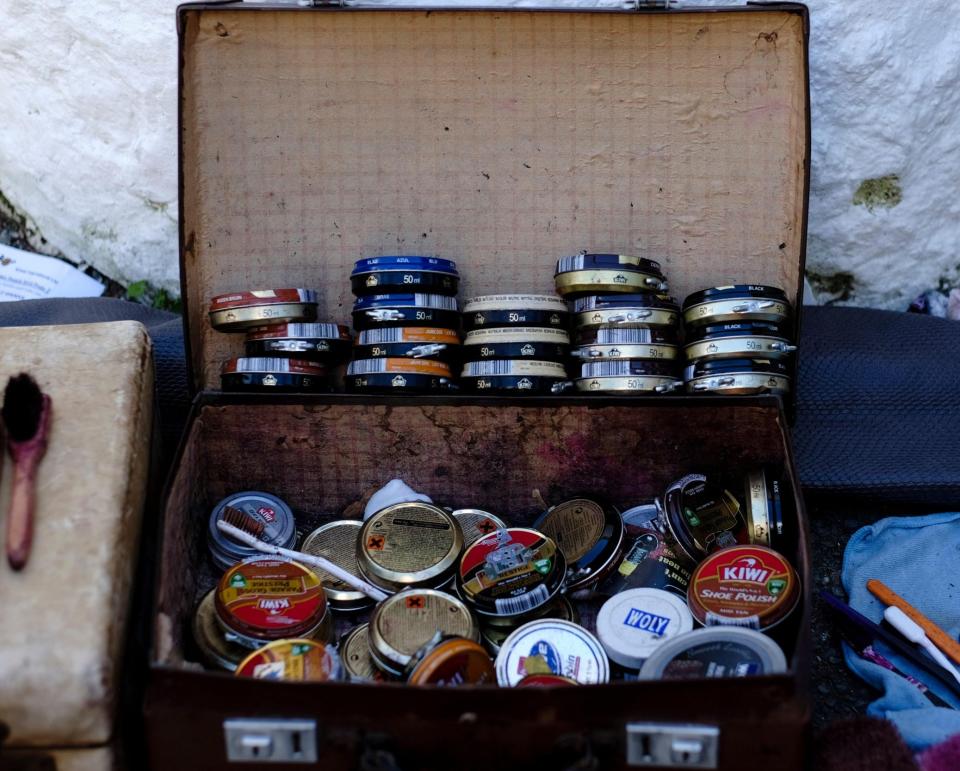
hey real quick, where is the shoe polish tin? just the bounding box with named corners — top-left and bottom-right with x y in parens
top-left (209, 289), bottom-right (318, 332)
top-left (300, 520), bottom-right (373, 612)
top-left (207, 491), bottom-right (297, 570)
top-left (495, 619), bottom-right (610, 686)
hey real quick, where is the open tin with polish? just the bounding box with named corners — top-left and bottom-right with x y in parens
top-left (357, 502), bottom-right (464, 592)
top-left (684, 358), bottom-right (792, 395)
top-left (682, 285), bottom-right (791, 327)
top-left (367, 589), bottom-right (479, 677)
top-left (663, 474), bottom-right (748, 562)
top-left (350, 256), bottom-right (459, 297)
top-left (534, 498), bottom-right (625, 592)
top-left (209, 289), bottom-right (318, 332)
top-left (244, 323), bottom-right (352, 361)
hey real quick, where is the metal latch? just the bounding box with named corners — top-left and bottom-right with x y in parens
top-left (224, 718), bottom-right (318, 763)
top-left (626, 723), bottom-right (719, 768)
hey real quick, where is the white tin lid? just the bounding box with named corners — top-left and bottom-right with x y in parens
top-left (596, 588), bottom-right (694, 671)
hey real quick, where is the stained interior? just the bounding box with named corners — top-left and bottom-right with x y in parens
top-left (181, 7), bottom-right (809, 389)
top-left (155, 397), bottom-right (808, 679)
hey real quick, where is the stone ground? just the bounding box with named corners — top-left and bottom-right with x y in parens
top-left (0, 206), bottom-right (892, 735)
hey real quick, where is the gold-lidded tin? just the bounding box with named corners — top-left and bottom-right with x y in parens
top-left (573, 343), bottom-right (679, 361)
top-left (555, 269), bottom-right (668, 298)
top-left (341, 623), bottom-right (391, 683)
top-left (301, 520), bottom-right (373, 612)
top-left (192, 589), bottom-right (252, 671)
top-left (575, 376), bottom-right (683, 394)
top-left (685, 372), bottom-right (792, 396)
top-left (209, 289), bottom-right (318, 332)
top-left (682, 285), bottom-right (791, 327)
top-left (368, 589), bottom-right (479, 677)
top-left (358, 502), bottom-right (464, 591)
top-left (574, 308), bottom-right (680, 330)
top-left (452, 509), bottom-right (509, 547)
top-left (535, 498), bottom-right (626, 592)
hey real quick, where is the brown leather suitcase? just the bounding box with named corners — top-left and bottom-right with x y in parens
top-left (148, 3), bottom-right (812, 769)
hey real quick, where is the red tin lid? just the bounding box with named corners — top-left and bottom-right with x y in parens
top-left (687, 545), bottom-right (800, 631)
top-left (235, 639), bottom-right (341, 681)
top-left (222, 358), bottom-right (327, 376)
top-left (407, 637), bottom-right (496, 687)
top-left (515, 673), bottom-right (579, 687)
top-left (216, 558), bottom-right (327, 641)
top-left (210, 289), bottom-right (318, 311)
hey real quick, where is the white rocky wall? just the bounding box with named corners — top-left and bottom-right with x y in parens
top-left (1, 0), bottom-right (958, 309)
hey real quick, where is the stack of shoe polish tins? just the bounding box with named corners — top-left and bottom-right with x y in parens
top-left (459, 295), bottom-right (570, 394)
top-left (555, 254), bottom-right (682, 394)
top-left (209, 289), bottom-right (349, 392)
top-left (346, 257), bottom-right (461, 393)
top-left (681, 285), bottom-right (796, 395)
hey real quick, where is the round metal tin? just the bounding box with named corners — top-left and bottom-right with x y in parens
top-left (460, 341), bottom-right (570, 363)
top-left (687, 545), bottom-right (801, 631)
top-left (578, 359), bottom-right (680, 379)
top-left (354, 293), bottom-right (460, 311)
top-left (235, 639), bottom-right (342, 682)
top-left (452, 509), bottom-right (509, 547)
top-left (464, 326), bottom-right (571, 345)
top-left (456, 528), bottom-right (566, 618)
top-left (638, 627), bottom-right (787, 680)
top-left (347, 357), bottom-right (453, 378)
top-left (244, 323), bottom-right (352, 361)
top-left (460, 375), bottom-right (569, 394)
top-left (352, 308), bottom-right (461, 332)
top-left (461, 360), bottom-right (567, 379)
top-left (357, 326), bottom-right (461, 346)
top-left (405, 636), bottom-right (496, 686)
top-left (345, 372), bottom-right (452, 394)
top-left (463, 308), bottom-right (569, 332)
top-left (535, 498), bottom-right (625, 592)
top-left (479, 596), bottom-right (580, 654)
top-left (207, 491), bottom-right (297, 570)
top-left (663, 474), bottom-right (747, 562)
top-left (221, 358), bottom-right (330, 392)
top-left (357, 503), bottom-right (464, 591)
top-left (599, 503), bottom-right (694, 599)
top-left (683, 285), bottom-right (790, 327)
top-left (574, 376), bottom-right (682, 394)
top-left (340, 623), bottom-right (390, 683)
top-left (573, 343), bottom-right (679, 362)
top-left (352, 341), bottom-right (459, 365)
top-left (744, 469), bottom-right (787, 549)
top-left (463, 294), bottom-right (568, 313)
top-left (300, 520), bottom-right (373, 612)
top-left (368, 589), bottom-right (478, 676)
top-left (209, 289), bottom-right (319, 332)
top-left (684, 373), bottom-right (792, 396)
top-left (352, 271), bottom-right (458, 297)
top-left (555, 269), bottom-right (668, 298)
top-left (556, 253), bottom-right (663, 275)
top-left (495, 619), bottom-right (610, 686)
top-left (351, 256), bottom-right (459, 276)
top-left (595, 588), bottom-right (694, 670)
top-left (516, 673), bottom-right (579, 687)
top-left (574, 308), bottom-right (680, 330)
top-left (685, 336), bottom-right (796, 363)
top-left (192, 589), bottom-right (251, 671)
top-left (684, 320), bottom-right (792, 343)
top-left (215, 557), bottom-right (330, 645)
top-left (573, 294), bottom-right (679, 313)
top-left (684, 357), bottom-right (791, 381)
top-left (575, 325), bottom-right (680, 347)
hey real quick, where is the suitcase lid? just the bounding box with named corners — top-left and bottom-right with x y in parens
top-left (178, 2), bottom-right (810, 392)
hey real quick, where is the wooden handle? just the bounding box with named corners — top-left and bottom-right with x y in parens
top-left (6, 459), bottom-right (37, 571)
top-left (868, 578), bottom-right (960, 667)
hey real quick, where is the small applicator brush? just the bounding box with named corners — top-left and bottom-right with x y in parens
top-left (2, 374), bottom-right (52, 570)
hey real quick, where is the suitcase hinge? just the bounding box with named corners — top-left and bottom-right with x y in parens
top-left (625, 723), bottom-right (719, 768)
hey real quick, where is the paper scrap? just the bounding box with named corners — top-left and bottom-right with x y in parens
top-left (0, 243), bottom-right (105, 302)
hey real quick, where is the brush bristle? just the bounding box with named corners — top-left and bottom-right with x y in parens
top-left (2, 374), bottom-right (43, 442)
top-left (220, 506), bottom-right (266, 539)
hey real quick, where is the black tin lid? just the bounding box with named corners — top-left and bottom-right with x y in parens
top-left (345, 372), bottom-right (453, 393)
top-left (460, 374), bottom-right (569, 394)
top-left (352, 341), bottom-right (459, 364)
top-left (579, 359), bottom-right (680, 379)
top-left (574, 294), bottom-right (679, 313)
top-left (682, 285), bottom-right (788, 310)
top-left (555, 253), bottom-right (664, 276)
top-left (463, 307), bottom-right (570, 332)
top-left (684, 320), bottom-right (792, 344)
top-left (460, 341), bottom-right (569, 363)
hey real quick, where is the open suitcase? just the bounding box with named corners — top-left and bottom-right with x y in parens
top-left (148, 3), bottom-right (812, 769)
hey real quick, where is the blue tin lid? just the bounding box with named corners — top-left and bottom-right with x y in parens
top-left (351, 256), bottom-right (459, 276)
top-left (353, 293), bottom-right (460, 311)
